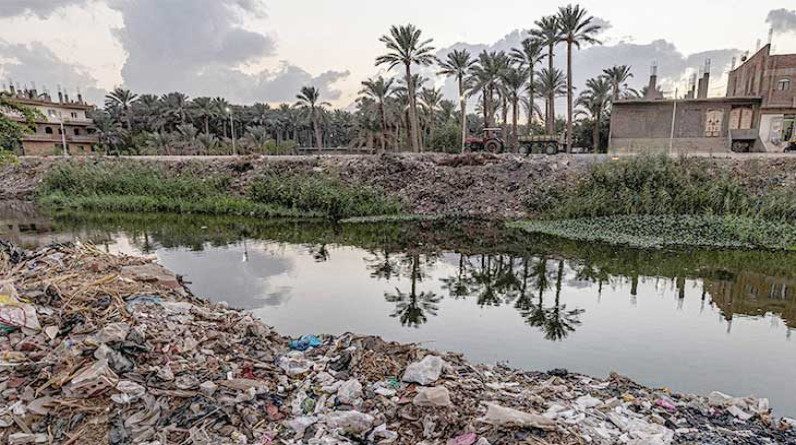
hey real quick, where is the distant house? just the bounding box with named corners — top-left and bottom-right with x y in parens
top-left (2, 85), bottom-right (99, 156)
top-left (609, 44), bottom-right (796, 154)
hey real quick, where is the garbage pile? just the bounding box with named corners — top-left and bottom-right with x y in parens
top-left (2, 241), bottom-right (795, 444)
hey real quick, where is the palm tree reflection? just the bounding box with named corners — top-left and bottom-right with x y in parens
top-left (383, 253), bottom-right (441, 328)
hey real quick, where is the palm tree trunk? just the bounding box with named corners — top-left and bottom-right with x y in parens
top-left (593, 113), bottom-right (600, 153)
top-left (459, 76), bottom-right (467, 153)
top-left (566, 41), bottom-right (573, 153)
top-left (501, 95), bottom-right (508, 143)
top-left (548, 44), bottom-right (555, 135)
top-left (482, 88), bottom-right (489, 128)
top-left (379, 102), bottom-right (387, 151)
top-left (405, 63), bottom-right (420, 153)
top-left (512, 98), bottom-right (519, 151)
top-left (528, 70), bottom-right (535, 131)
top-left (204, 117), bottom-right (210, 135)
top-left (313, 108), bottom-right (322, 150)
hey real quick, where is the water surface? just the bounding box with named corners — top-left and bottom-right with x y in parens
top-left (2, 203), bottom-right (796, 415)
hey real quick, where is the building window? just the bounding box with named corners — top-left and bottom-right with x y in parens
top-left (45, 127), bottom-right (53, 134)
top-left (47, 109), bottom-right (57, 118)
top-left (70, 112), bottom-right (78, 118)
top-left (58, 128), bottom-right (62, 135)
top-left (74, 128), bottom-right (81, 136)
top-left (777, 78), bottom-right (791, 91)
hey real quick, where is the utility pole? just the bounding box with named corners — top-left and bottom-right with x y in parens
top-left (669, 89), bottom-right (678, 153)
top-left (58, 112), bottom-right (68, 157)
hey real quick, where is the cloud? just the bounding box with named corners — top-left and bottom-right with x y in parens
top-left (0, 0), bottom-right (92, 18)
top-left (767, 9), bottom-right (796, 35)
top-left (0, 40), bottom-right (106, 104)
top-left (103, 0), bottom-right (347, 103)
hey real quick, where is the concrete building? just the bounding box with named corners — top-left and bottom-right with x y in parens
top-left (2, 85), bottom-right (99, 156)
top-left (610, 44), bottom-right (796, 154)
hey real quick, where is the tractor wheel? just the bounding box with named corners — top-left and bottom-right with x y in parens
top-left (485, 140), bottom-right (501, 153)
top-left (545, 144), bottom-right (557, 155)
top-left (518, 144), bottom-right (530, 156)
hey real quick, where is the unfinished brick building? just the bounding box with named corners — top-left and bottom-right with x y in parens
top-left (610, 44), bottom-right (796, 154)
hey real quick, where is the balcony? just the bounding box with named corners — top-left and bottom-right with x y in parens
top-left (22, 134), bottom-right (61, 142)
top-left (68, 135), bottom-right (99, 144)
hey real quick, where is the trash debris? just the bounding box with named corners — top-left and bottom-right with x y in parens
top-left (1, 242), bottom-right (794, 444)
top-left (289, 334), bottom-right (323, 351)
top-left (402, 355), bottom-right (444, 385)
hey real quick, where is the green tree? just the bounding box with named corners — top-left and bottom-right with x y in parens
top-left (104, 87), bottom-right (138, 130)
top-left (161, 92), bottom-right (191, 130)
top-left (469, 51), bottom-right (509, 129)
top-left (419, 87), bottom-right (443, 146)
top-left (191, 97), bottom-right (217, 135)
top-left (511, 38), bottom-right (546, 130)
top-left (438, 48), bottom-right (476, 152)
top-left (536, 68), bottom-right (567, 128)
top-left (501, 67), bottom-right (529, 150)
top-left (359, 76), bottom-right (395, 151)
top-left (603, 65), bottom-right (634, 101)
top-left (557, 4), bottom-right (603, 152)
top-left (295, 86), bottom-right (330, 149)
top-left (376, 24), bottom-right (436, 152)
top-left (0, 92), bottom-right (39, 150)
top-left (530, 16), bottom-right (563, 134)
top-left (576, 76), bottom-right (611, 152)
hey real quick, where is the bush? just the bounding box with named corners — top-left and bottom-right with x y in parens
top-left (428, 122), bottom-right (462, 153)
top-left (549, 155), bottom-right (795, 221)
top-left (248, 172), bottom-right (403, 219)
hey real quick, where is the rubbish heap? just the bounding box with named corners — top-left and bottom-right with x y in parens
top-left (1, 240), bottom-right (795, 444)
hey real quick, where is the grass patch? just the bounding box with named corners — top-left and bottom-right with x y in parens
top-left (248, 172), bottom-right (403, 220)
top-left (340, 214), bottom-right (445, 224)
top-left (549, 155), bottom-right (796, 221)
top-left (36, 161), bottom-right (401, 220)
top-left (510, 215), bottom-right (796, 250)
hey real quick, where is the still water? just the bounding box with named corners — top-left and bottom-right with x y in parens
top-left (3, 202), bottom-right (796, 415)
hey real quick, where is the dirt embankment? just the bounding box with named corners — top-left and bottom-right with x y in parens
top-left (3, 154), bottom-right (796, 218)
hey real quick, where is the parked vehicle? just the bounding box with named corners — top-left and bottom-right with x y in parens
top-left (466, 128), bottom-right (566, 155)
top-left (465, 128), bottom-right (505, 153)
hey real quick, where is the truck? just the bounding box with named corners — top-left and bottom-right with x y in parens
top-left (465, 127), bottom-right (565, 155)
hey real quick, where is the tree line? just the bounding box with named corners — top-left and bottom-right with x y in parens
top-left (78, 3), bottom-right (641, 155)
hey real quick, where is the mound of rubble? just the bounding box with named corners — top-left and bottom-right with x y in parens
top-left (1, 241), bottom-right (795, 444)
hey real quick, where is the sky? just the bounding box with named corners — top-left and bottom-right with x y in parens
top-left (1, 1), bottom-right (795, 108)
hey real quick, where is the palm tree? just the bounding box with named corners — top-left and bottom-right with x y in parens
top-left (438, 100), bottom-right (457, 124)
top-left (576, 76), bottom-right (611, 152)
top-left (500, 67), bottom-right (529, 150)
top-left (376, 24), bottom-right (436, 152)
top-left (359, 76), bottom-right (395, 151)
top-left (557, 4), bottom-right (603, 152)
top-left (530, 16), bottom-right (563, 134)
top-left (145, 131), bottom-right (173, 155)
top-left (295, 86), bottom-right (330, 149)
top-left (469, 51), bottom-right (508, 129)
top-left (104, 87), bottom-right (138, 130)
top-left (191, 97), bottom-right (216, 135)
top-left (212, 97), bottom-right (231, 137)
top-left (161, 92), bottom-right (190, 130)
top-left (511, 38), bottom-right (546, 131)
top-left (419, 87), bottom-right (443, 146)
top-left (603, 65), bottom-right (633, 101)
top-left (438, 49), bottom-right (476, 152)
top-left (536, 68), bottom-right (567, 132)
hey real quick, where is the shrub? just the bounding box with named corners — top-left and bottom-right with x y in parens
top-left (248, 172), bottom-right (403, 219)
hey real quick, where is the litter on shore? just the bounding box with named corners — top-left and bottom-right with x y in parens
top-left (1, 240), bottom-right (794, 444)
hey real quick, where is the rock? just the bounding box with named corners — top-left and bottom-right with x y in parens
top-left (403, 355), bottom-right (444, 386)
top-left (8, 433), bottom-right (48, 444)
top-left (121, 263), bottom-right (181, 289)
top-left (413, 386), bottom-right (452, 408)
top-left (478, 402), bottom-right (556, 431)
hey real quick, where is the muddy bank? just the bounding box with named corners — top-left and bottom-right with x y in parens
top-left (3, 154), bottom-right (796, 218)
top-left (1, 241), bottom-right (795, 444)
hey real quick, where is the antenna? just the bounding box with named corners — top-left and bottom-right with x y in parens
top-left (651, 61), bottom-right (658, 77)
top-left (768, 27), bottom-right (774, 45)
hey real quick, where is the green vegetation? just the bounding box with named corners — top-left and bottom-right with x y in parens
top-left (0, 93), bottom-right (40, 150)
top-left (510, 216), bottom-right (796, 250)
top-left (513, 155), bottom-right (796, 250)
top-left (249, 172), bottom-right (403, 220)
top-left (36, 161), bottom-right (402, 220)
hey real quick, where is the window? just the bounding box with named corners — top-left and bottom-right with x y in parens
top-left (44, 127), bottom-right (53, 134)
top-left (74, 128), bottom-right (81, 136)
top-left (777, 78), bottom-right (791, 91)
top-left (47, 109), bottom-right (57, 118)
top-left (70, 112), bottom-right (78, 118)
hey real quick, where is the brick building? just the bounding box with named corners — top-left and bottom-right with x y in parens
top-left (2, 85), bottom-right (99, 156)
top-left (610, 44), bottom-right (796, 154)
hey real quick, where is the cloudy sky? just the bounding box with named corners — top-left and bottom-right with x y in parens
top-left (1, 1), bottom-right (795, 108)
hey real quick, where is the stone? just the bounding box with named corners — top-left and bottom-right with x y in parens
top-left (200, 380), bottom-right (218, 396)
